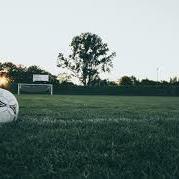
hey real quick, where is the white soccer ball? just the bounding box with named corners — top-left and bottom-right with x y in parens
top-left (0, 88), bottom-right (19, 123)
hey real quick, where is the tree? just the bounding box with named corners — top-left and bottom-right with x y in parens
top-left (140, 79), bottom-right (160, 86)
top-left (26, 65), bottom-right (46, 83)
top-left (26, 65), bottom-right (59, 85)
top-left (0, 62), bottom-right (27, 83)
top-left (57, 32), bottom-right (116, 86)
top-left (119, 76), bottom-right (133, 86)
top-left (170, 77), bottom-right (178, 85)
top-left (130, 76), bottom-right (139, 86)
top-left (57, 73), bottom-right (72, 84)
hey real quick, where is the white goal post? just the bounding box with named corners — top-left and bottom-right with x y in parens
top-left (18, 83), bottom-right (53, 95)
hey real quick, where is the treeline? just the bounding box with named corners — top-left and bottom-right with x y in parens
top-left (118, 76), bottom-right (179, 87)
top-left (1, 62), bottom-right (179, 96)
top-left (0, 62), bottom-right (58, 85)
top-left (1, 62), bottom-right (179, 87)
top-left (55, 76), bottom-right (179, 96)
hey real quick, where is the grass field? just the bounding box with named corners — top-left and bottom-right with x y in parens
top-left (0, 95), bottom-right (179, 178)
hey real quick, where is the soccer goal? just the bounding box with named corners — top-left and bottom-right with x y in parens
top-left (18, 83), bottom-right (53, 95)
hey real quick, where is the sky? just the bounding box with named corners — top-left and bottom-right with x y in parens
top-left (0, 0), bottom-right (179, 81)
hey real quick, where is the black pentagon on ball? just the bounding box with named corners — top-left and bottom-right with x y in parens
top-left (0, 100), bottom-right (6, 108)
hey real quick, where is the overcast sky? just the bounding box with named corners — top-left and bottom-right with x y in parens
top-left (0, 0), bottom-right (179, 81)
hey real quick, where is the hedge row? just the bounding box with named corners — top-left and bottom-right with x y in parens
top-left (53, 86), bottom-right (179, 96)
top-left (10, 84), bottom-right (179, 96)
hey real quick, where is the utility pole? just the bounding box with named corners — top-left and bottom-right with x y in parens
top-left (157, 68), bottom-right (159, 82)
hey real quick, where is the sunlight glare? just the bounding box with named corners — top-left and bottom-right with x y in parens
top-left (0, 76), bottom-right (9, 87)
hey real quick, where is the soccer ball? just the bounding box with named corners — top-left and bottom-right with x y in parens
top-left (0, 88), bottom-right (19, 123)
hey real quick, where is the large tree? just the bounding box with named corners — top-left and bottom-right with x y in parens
top-left (57, 32), bottom-right (116, 86)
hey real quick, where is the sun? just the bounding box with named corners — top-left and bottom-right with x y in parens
top-left (0, 76), bottom-right (9, 87)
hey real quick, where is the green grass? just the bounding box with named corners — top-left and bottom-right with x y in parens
top-left (0, 95), bottom-right (179, 178)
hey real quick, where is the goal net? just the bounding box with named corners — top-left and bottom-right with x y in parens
top-left (18, 83), bottom-right (53, 95)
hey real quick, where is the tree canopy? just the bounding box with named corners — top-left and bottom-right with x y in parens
top-left (0, 62), bottom-right (58, 85)
top-left (57, 32), bottom-right (116, 86)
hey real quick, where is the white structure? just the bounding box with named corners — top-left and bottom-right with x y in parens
top-left (33, 74), bottom-right (49, 82)
top-left (18, 83), bottom-right (53, 95)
